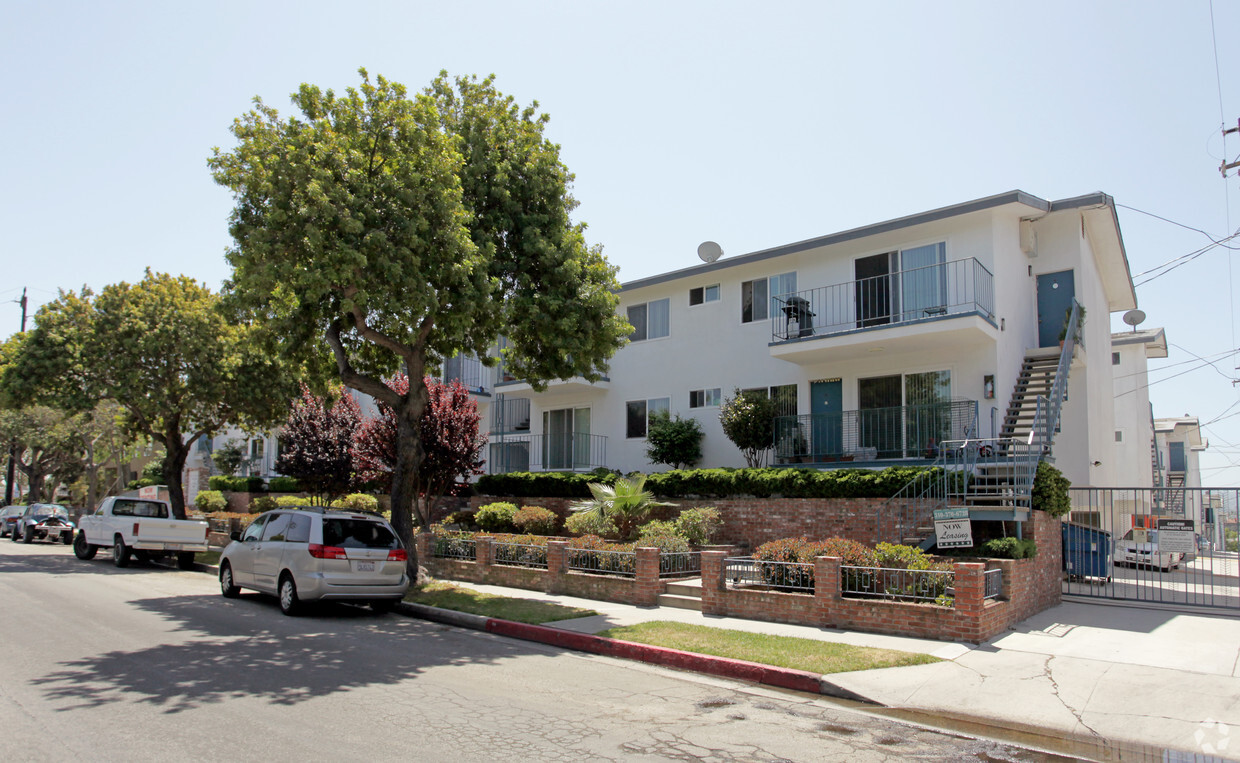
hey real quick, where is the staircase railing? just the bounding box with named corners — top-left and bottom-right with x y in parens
top-left (877, 300), bottom-right (1081, 543)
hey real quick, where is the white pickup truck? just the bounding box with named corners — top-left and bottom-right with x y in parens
top-left (74, 496), bottom-right (210, 570)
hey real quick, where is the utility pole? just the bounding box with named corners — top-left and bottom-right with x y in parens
top-left (1223, 118), bottom-right (1240, 177)
top-left (4, 288), bottom-right (27, 505)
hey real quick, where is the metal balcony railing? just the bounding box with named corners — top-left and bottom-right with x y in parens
top-left (774, 399), bottom-right (978, 463)
top-left (770, 258), bottom-right (995, 343)
top-left (439, 354), bottom-right (490, 395)
top-left (486, 433), bottom-right (608, 474)
top-left (491, 396), bottom-right (531, 434)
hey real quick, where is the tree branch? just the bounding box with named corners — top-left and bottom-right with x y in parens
top-left (324, 319), bottom-right (402, 408)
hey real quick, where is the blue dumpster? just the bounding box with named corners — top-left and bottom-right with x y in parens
top-left (1061, 522), bottom-right (1112, 582)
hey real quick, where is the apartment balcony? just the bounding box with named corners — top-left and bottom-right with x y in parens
top-left (773, 399), bottom-right (978, 465)
top-left (493, 362), bottom-right (610, 397)
top-left (437, 354), bottom-right (491, 396)
top-left (486, 433), bottom-right (608, 474)
top-left (769, 258), bottom-right (997, 364)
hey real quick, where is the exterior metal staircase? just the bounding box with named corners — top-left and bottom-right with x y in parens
top-left (878, 301), bottom-right (1083, 548)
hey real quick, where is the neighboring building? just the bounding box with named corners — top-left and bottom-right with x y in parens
top-left (484, 190), bottom-right (1138, 488)
top-left (183, 428), bottom-right (281, 504)
top-left (1153, 416), bottom-right (1211, 535)
top-left (1110, 328), bottom-right (1168, 488)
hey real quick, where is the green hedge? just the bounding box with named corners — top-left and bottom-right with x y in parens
top-left (477, 466), bottom-right (938, 500)
top-left (268, 476), bottom-right (301, 493)
top-left (207, 475), bottom-right (267, 493)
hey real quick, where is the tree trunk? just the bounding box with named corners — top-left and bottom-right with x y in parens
top-left (389, 402), bottom-right (426, 580)
top-left (162, 438), bottom-right (191, 520)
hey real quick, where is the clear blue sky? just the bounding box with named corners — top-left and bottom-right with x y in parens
top-left (3, 1), bottom-right (1239, 486)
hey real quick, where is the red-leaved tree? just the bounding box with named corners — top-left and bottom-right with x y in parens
top-left (274, 384), bottom-right (362, 505)
top-left (354, 375), bottom-right (486, 528)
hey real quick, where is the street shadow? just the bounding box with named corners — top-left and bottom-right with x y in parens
top-left (32, 593), bottom-right (548, 714)
top-left (1004, 599), bottom-right (1218, 638)
top-left (0, 550), bottom-right (168, 577)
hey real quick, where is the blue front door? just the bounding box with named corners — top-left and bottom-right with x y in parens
top-left (1036, 270), bottom-right (1075, 348)
top-left (810, 380), bottom-right (842, 458)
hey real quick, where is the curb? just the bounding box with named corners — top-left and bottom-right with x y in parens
top-left (394, 601), bottom-right (857, 699)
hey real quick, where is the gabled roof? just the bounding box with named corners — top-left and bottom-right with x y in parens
top-left (620, 191), bottom-right (1139, 313)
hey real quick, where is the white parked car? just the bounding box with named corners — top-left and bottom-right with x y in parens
top-left (218, 507), bottom-right (409, 616)
top-left (1115, 529), bottom-right (1183, 572)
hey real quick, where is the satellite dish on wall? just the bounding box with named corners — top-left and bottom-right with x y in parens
top-left (697, 241), bottom-right (723, 263)
top-left (1122, 309), bottom-right (1146, 331)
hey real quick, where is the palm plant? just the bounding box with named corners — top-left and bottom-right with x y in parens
top-left (569, 475), bottom-right (672, 540)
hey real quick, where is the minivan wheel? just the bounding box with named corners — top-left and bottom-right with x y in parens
top-left (278, 574), bottom-right (301, 616)
top-left (219, 563), bottom-right (240, 598)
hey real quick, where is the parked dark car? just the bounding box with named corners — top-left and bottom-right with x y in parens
top-left (12, 504), bottom-right (75, 545)
top-left (0, 505), bottom-right (25, 538)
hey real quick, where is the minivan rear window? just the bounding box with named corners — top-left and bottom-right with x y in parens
top-left (322, 519), bottom-right (400, 550)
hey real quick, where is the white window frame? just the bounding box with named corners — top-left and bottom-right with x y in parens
top-left (741, 272), bottom-right (796, 324)
top-left (627, 298), bottom-right (670, 342)
top-left (625, 397), bottom-right (671, 438)
top-left (689, 284), bottom-right (720, 306)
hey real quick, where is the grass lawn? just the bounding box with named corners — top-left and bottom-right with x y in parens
top-left (406, 581), bottom-right (599, 625)
top-left (597, 621), bottom-right (941, 675)
top-left (196, 550), bottom-right (221, 567)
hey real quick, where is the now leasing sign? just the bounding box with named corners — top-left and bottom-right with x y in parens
top-left (933, 508), bottom-right (973, 549)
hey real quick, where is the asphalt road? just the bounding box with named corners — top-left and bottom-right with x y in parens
top-left (1, 541), bottom-right (1069, 762)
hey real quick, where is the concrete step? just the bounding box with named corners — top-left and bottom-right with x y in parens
top-left (663, 580), bottom-right (702, 598)
top-left (657, 593), bottom-right (703, 611)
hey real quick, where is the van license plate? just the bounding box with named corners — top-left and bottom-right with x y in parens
top-left (355, 561), bottom-right (375, 572)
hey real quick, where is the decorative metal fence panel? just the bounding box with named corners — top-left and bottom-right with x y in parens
top-left (434, 536), bottom-right (476, 561)
top-left (725, 557), bottom-right (815, 593)
top-left (984, 568), bottom-right (1003, 600)
top-left (493, 542), bottom-right (548, 569)
top-left (1064, 487), bottom-right (1239, 611)
top-left (775, 399), bottom-right (977, 463)
top-left (840, 565), bottom-right (954, 603)
top-left (486, 433), bottom-right (608, 475)
top-left (659, 551), bottom-right (701, 578)
top-left (566, 548), bottom-right (636, 577)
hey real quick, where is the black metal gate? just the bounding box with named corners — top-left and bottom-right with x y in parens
top-left (1063, 487), bottom-right (1239, 611)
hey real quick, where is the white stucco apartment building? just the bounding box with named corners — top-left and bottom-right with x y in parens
top-left (1109, 327), bottom-right (1168, 488)
top-left (481, 190), bottom-right (1139, 488)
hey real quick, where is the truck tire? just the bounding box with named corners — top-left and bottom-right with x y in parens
top-left (219, 562), bottom-right (240, 598)
top-left (176, 551), bottom-right (196, 570)
top-left (73, 531), bottom-right (98, 560)
top-left (112, 536), bottom-right (131, 568)
top-left (278, 574), bottom-right (301, 616)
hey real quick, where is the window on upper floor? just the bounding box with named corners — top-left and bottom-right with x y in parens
top-left (741, 273), bottom-right (796, 323)
top-left (689, 388), bottom-right (722, 408)
top-left (626, 397), bottom-right (670, 438)
top-left (1112, 352), bottom-right (1121, 365)
top-left (689, 285), bottom-right (720, 306)
top-left (628, 298), bottom-right (670, 342)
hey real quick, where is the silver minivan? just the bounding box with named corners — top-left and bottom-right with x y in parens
top-left (219, 507), bottom-right (409, 615)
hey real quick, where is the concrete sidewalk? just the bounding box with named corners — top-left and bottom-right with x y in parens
top-left (445, 581), bottom-right (1240, 759)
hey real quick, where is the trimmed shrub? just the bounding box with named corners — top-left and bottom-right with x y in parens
top-left (268, 476), bottom-right (301, 493)
top-left (636, 520), bottom-right (690, 553)
top-left (194, 490), bottom-right (227, 513)
top-left (127, 477), bottom-right (160, 490)
top-left (207, 475), bottom-right (266, 493)
top-left (674, 506), bottom-right (722, 546)
top-left (565, 510), bottom-right (618, 538)
top-left (276, 495), bottom-right (321, 508)
top-left (977, 537), bottom-right (1038, 559)
top-left (331, 493), bottom-right (379, 513)
top-left (249, 495), bottom-right (278, 513)
top-left (511, 506), bottom-right (559, 536)
top-left (1032, 461), bottom-right (1071, 518)
top-left (475, 502), bottom-right (519, 533)
top-left (752, 536), bottom-right (878, 590)
top-left (443, 510), bottom-right (476, 529)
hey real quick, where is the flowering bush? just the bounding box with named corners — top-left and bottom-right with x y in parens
top-left (565, 510), bottom-right (618, 538)
top-left (511, 506), bottom-right (559, 536)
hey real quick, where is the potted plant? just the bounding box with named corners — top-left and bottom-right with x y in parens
top-left (1058, 304), bottom-right (1086, 347)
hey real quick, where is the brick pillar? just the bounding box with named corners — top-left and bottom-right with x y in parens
top-left (546, 540), bottom-right (567, 595)
top-left (476, 536), bottom-right (494, 569)
top-left (415, 532), bottom-right (433, 569)
top-left (699, 550), bottom-right (726, 615)
top-left (953, 562), bottom-right (985, 640)
top-left (634, 546), bottom-right (660, 607)
top-left (813, 556), bottom-right (842, 628)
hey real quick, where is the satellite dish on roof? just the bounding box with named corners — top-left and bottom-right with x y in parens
top-left (1122, 309), bottom-right (1146, 331)
top-left (697, 241), bottom-right (723, 263)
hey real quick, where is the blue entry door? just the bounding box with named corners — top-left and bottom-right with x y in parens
top-left (1036, 270), bottom-right (1075, 348)
top-left (810, 380), bottom-right (843, 458)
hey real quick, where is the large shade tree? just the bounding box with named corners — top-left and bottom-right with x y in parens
top-left (2, 272), bottom-right (298, 518)
top-left (0, 405), bottom-right (84, 504)
top-left (209, 70), bottom-right (628, 564)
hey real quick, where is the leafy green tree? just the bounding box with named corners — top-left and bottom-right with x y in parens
top-left (76, 400), bottom-right (145, 511)
top-left (0, 405), bottom-right (83, 503)
top-left (2, 272), bottom-right (297, 518)
top-left (209, 70), bottom-right (628, 562)
top-left (719, 389), bottom-right (777, 467)
top-left (569, 475), bottom-right (673, 540)
top-left (645, 410), bottom-right (704, 470)
top-left (211, 440), bottom-right (246, 477)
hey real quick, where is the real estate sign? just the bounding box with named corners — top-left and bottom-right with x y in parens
top-left (1156, 518), bottom-right (1195, 554)
top-left (934, 508), bottom-right (973, 548)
